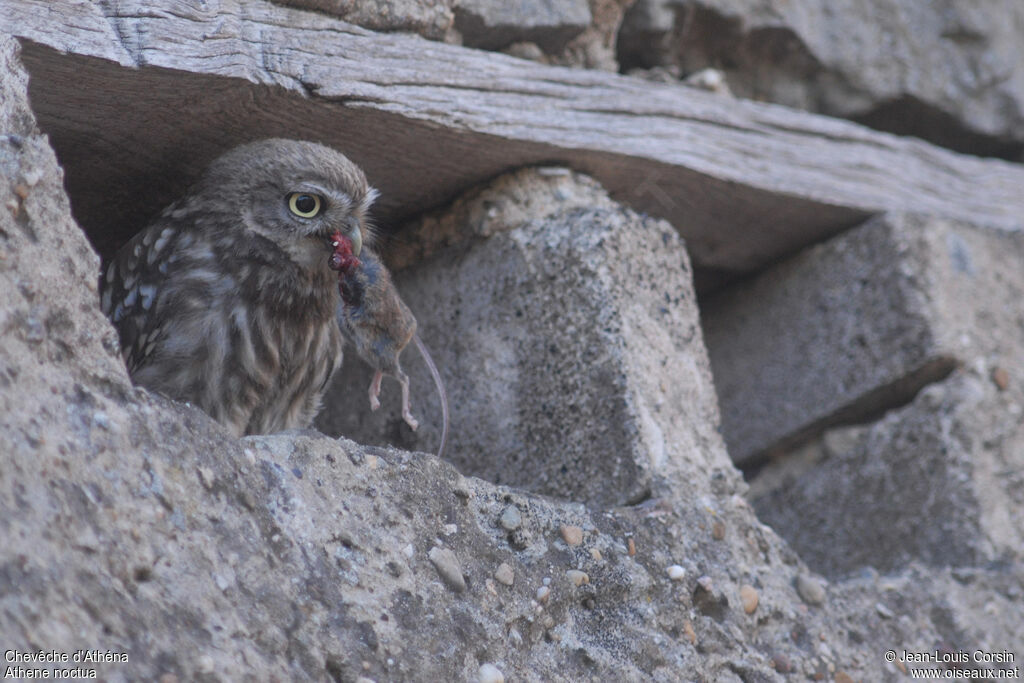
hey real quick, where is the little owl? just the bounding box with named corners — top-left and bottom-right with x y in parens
top-left (100, 138), bottom-right (376, 436)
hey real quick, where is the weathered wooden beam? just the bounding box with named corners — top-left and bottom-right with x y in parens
top-left (3, 0), bottom-right (1022, 277)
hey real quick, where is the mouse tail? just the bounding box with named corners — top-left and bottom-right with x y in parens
top-left (413, 333), bottom-right (449, 459)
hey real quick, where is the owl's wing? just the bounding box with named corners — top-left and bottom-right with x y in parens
top-left (100, 220), bottom-right (181, 375)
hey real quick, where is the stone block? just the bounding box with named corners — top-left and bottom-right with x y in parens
top-left (731, 215), bottom-right (1024, 575)
top-left (318, 168), bottom-right (729, 507)
top-left (454, 0), bottom-right (592, 52)
top-left (750, 368), bottom-right (1024, 577)
top-left (703, 212), bottom-right (1023, 464)
top-left (270, 0), bottom-right (456, 39)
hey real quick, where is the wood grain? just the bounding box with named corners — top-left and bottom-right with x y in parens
top-left (4, 0), bottom-right (1022, 277)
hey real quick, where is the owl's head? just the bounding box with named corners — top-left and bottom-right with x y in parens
top-left (197, 138), bottom-right (377, 268)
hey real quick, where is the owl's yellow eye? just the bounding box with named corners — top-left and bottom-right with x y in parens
top-left (287, 193), bottom-right (322, 218)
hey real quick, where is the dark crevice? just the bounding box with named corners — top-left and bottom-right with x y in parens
top-left (453, 10), bottom-right (587, 54)
top-left (739, 355), bottom-right (960, 479)
top-left (623, 487), bottom-right (652, 507)
top-left (852, 96), bottom-right (1024, 162)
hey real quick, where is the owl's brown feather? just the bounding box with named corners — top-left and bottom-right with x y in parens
top-left (101, 139), bottom-right (374, 436)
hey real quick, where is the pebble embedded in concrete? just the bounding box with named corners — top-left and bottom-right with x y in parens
top-left (566, 570), bottom-right (589, 586)
top-left (428, 546), bottom-right (466, 592)
top-left (499, 506), bottom-right (522, 531)
top-left (772, 653), bottom-right (793, 673)
top-left (795, 574), bottom-right (827, 606)
top-left (561, 525), bottom-right (583, 546)
top-left (197, 466), bottom-right (215, 489)
top-left (478, 663), bottom-right (504, 683)
top-left (197, 655), bottom-right (214, 674)
top-left (683, 620), bottom-right (697, 644)
top-left (495, 562), bottom-right (514, 586)
top-left (740, 584), bottom-right (759, 614)
top-left (666, 565), bottom-right (685, 581)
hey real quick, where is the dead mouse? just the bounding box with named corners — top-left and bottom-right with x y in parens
top-left (329, 235), bottom-right (449, 458)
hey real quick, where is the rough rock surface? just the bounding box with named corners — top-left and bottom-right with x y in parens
top-left (617, 0), bottom-right (676, 68)
top-left (618, 0), bottom-right (1024, 159)
top-left (269, 0), bottom-right (632, 70)
top-left (453, 0), bottom-right (592, 53)
top-left (270, 0), bottom-right (456, 39)
top-left (750, 367), bottom-right (1024, 578)
top-left (319, 168), bottom-right (724, 508)
top-left (703, 213), bottom-right (1024, 464)
top-left (3, 20), bottom-right (1023, 683)
top-left (549, 0), bottom-right (637, 71)
top-left (725, 216), bottom-right (1024, 576)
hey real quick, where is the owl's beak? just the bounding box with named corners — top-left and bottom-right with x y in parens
top-left (344, 217), bottom-right (362, 257)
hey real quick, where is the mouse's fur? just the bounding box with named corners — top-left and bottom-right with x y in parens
top-left (336, 248), bottom-right (449, 458)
